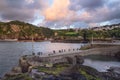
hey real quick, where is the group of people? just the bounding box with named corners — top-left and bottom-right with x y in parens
top-left (37, 52), bottom-right (43, 55)
top-left (48, 48), bottom-right (81, 56)
top-left (33, 48), bottom-right (81, 56)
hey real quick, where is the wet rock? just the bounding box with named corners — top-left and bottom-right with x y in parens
top-left (42, 75), bottom-right (62, 80)
top-left (60, 65), bottom-right (87, 80)
top-left (19, 57), bottom-right (31, 73)
top-left (107, 67), bottom-right (120, 74)
top-left (31, 69), bottom-right (45, 78)
top-left (80, 65), bottom-right (120, 80)
top-left (75, 55), bottom-right (84, 64)
top-left (80, 65), bottom-right (100, 77)
top-left (101, 72), bottom-right (120, 80)
top-left (65, 56), bottom-right (84, 65)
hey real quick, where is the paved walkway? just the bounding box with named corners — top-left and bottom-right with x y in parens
top-left (38, 49), bottom-right (82, 57)
top-left (27, 42), bottom-right (120, 58)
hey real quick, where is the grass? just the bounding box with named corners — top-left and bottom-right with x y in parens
top-left (4, 73), bottom-right (32, 80)
top-left (65, 32), bottom-right (78, 36)
top-left (79, 69), bottom-right (101, 80)
top-left (36, 63), bottom-right (102, 80)
top-left (80, 45), bottom-right (92, 50)
top-left (37, 64), bottom-right (70, 75)
top-left (79, 65), bottom-right (102, 80)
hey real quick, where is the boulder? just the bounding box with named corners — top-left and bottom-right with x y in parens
top-left (115, 52), bottom-right (120, 61)
top-left (19, 57), bottom-right (31, 73)
top-left (101, 72), bottom-right (120, 80)
top-left (75, 55), bottom-right (84, 64)
top-left (60, 65), bottom-right (87, 80)
top-left (65, 56), bottom-right (84, 65)
top-left (107, 67), bottom-right (120, 74)
top-left (11, 66), bottom-right (22, 73)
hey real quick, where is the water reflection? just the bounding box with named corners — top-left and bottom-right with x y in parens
top-left (84, 56), bottom-right (120, 72)
top-left (0, 41), bottom-right (82, 77)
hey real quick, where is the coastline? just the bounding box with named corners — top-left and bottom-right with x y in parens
top-left (0, 40), bottom-right (48, 42)
top-left (1, 44), bottom-right (120, 80)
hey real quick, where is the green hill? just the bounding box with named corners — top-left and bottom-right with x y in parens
top-left (0, 20), bottom-right (54, 40)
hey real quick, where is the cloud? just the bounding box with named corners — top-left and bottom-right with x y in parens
top-left (25, 0), bottom-right (34, 4)
top-left (69, 0), bottom-right (120, 25)
top-left (42, 0), bottom-right (92, 28)
top-left (0, 0), bottom-right (48, 22)
top-left (0, 0), bottom-right (120, 28)
top-left (40, 0), bottom-right (120, 28)
top-left (41, 0), bottom-right (78, 28)
top-left (88, 0), bottom-right (120, 23)
top-left (43, 0), bottom-right (110, 27)
top-left (69, 0), bottom-right (105, 11)
top-left (43, 0), bottom-right (71, 21)
top-left (1, 8), bottom-right (35, 21)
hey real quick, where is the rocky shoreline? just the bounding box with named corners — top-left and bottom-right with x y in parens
top-left (1, 45), bottom-right (120, 80)
top-left (2, 65), bottom-right (120, 80)
top-left (2, 55), bottom-right (120, 80)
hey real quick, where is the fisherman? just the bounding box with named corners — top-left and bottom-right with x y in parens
top-left (37, 52), bottom-right (40, 55)
top-left (59, 50), bottom-right (61, 53)
top-left (53, 50), bottom-right (55, 53)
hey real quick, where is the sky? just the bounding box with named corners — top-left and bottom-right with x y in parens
top-left (0, 0), bottom-right (120, 29)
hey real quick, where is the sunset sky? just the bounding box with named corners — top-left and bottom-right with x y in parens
top-left (0, 0), bottom-right (120, 29)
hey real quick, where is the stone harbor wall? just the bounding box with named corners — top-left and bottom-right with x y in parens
top-left (82, 46), bottom-right (120, 56)
top-left (17, 45), bottom-right (120, 73)
top-left (2, 45), bottom-right (120, 80)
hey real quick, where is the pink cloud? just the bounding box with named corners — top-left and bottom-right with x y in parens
top-left (43, 0), bottom-right (70, 21)
top-left (40, 0), bottom-right (120, 28)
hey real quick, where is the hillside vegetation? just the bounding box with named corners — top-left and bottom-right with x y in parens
top-left (0, 20), bottom-right (120, 41)
top-left (54, 25), bottom-right (120, 41)
top-left (0, 21), bottom-right (54, 40)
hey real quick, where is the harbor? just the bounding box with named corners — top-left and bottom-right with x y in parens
top-left (0, 41), bottom-right (120, 80)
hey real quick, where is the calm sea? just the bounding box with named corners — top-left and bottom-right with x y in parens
top-left (0, 41), bottom-right (82, 77)
top-left (0, 41), bottom-right (120, 77)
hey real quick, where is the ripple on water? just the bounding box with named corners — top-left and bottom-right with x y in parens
top-left (0, 41), bottom-right (83, 77)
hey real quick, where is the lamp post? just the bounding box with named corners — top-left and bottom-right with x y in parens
top-left (32, 28), bottom-right (35, 55)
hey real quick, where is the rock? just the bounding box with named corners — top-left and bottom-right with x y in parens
top-left (42, 75), bottom-right (62, 80)
top-left (79, 65), bottom-right (100, 77)
top-left (31, 69), bottom-right (45, 78)
top-left (11, 66), bottom-right (22, 73)
top-left (101, 72), bottom-right (120, 80)
top-left (75, 55), bottom-right (84, 64)
top-left (4, 72), bottom-right (20, 78)
top-left (65, 57), bottom-right (73, 64)
top-left (65, 56), bottom-right (84, 65)
top-left (60, 65), bottom-right (87, 80)
top-left (107, 67), bottom-right (120, 74)
top-left (115, 52), bottom-right (120, 61)
top-left (80, 65), bottom-right (120, 80)
top-left (19, 57), bottom-right (31, 73)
